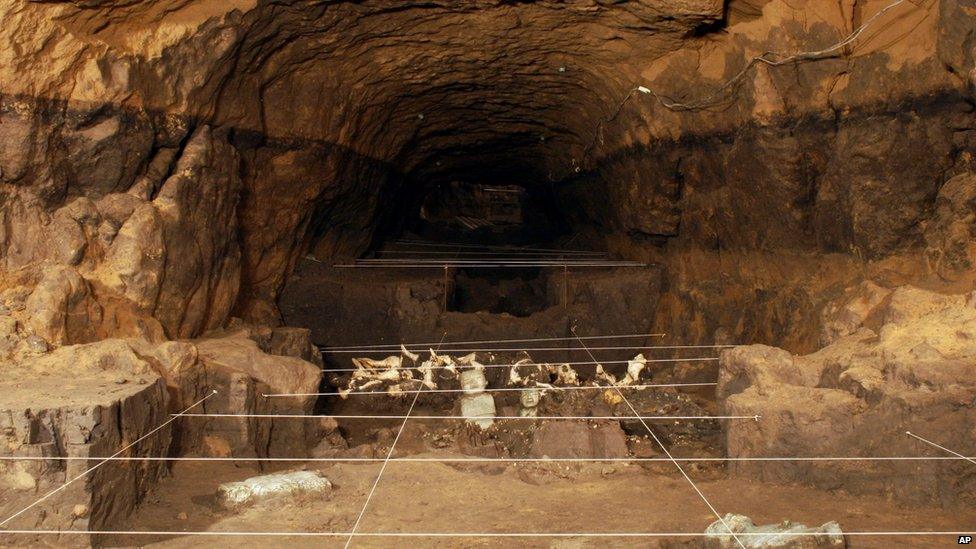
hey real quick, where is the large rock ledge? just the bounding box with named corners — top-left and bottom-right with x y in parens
top-left (719, 285), bottom-right (976, 506)
top-left (0, 328), bottom-right (321, 543)
top-left (0, 342), bottom-right (170, 545)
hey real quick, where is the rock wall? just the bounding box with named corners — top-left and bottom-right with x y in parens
top-left (1, 0), bottom-right (976, 529)
top-left (718, 285), bottom-right (976, 506)
top-left (281, 259), bottom-right (662, 372)
top-left (3, 0), bottom-right (973, 335)
top-left (0, 341), bottom-right (171, 546)
top-left (0, 324), bottom-right (320, 536)
top-left (557, 0), bottom-right (976, 353)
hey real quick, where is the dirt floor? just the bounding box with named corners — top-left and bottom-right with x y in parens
top-left (50, 452), bottom-right (972, 548)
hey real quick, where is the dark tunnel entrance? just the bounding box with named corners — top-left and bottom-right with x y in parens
top-left (350, 174), bottom-right (592, 319)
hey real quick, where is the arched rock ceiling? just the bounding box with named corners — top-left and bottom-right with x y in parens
top-left (43, 0), bottom-right (725, 185)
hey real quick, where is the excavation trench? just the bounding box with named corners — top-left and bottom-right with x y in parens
top-left (2, 0), bottom-right (976, 546)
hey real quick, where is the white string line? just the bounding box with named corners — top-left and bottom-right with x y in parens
top-left (344, 389), bottom-right (422, 548)
top-left (393, 240), bottom-right (606, 254)
top-left (263, 382), bottom-right (717, 398)
top-left (356, 258), bottom-right (636, 263)
top-left (392, 242), bottom-right (605, 254)
top-left (322, 332), bottom-right (667, 350)
top-left (2, 455), bottom-right (974, 463)
top-left (906, 431), bottom-right (976, 466)
top-left (320, 357), bottom-right (719, 374)
top-left (376, 251), bottom-right (608, 257)
top-left (343, 333), bottom-right (444, 549)
top-left (0, 390), bottom-right (217, 529)
top-left (175, 413), bottom-right (757, 420)
top-left (353, 261), bottom-right (646, 266)
top-left (572, 328), bottom-right (745, 549)
top-left (387, 249), bottom-right (607, 256)
top-left (2, 530), bottom-right (971, 538)
top-left (323, 344), bottom-right (735, 353)
top-left (334, 264), bottom-right (646, 269)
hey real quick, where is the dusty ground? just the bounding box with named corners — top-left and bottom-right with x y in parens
top-left (42, 453), bottom-right (969, 548)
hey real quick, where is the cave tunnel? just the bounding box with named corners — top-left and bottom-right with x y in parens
top-left (2, 0), bottom-right (976, 545)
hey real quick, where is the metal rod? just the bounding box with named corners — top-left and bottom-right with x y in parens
top-left (394, 240), bottom-right (607, 254)
top-left (377, 250), bottom-right (608, 257)
top-left (355, 259), bottom-right (643, 264)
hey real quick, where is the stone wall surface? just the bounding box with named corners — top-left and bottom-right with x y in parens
top-left (1, 0), bottom-right (973, 333)
top-left (719, 285), bottom-right (976, 506)
top-left (1, 0), bottom-right (976, 533)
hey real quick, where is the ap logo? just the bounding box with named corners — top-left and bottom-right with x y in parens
top-left (960, 535), bottom-right (973, 544)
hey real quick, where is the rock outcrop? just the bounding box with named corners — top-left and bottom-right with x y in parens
top-left (1, 0), bottom-right (975, 333)
top-left (0, 328), bottom-right (322, 538)
top-left (1, 0), bottom-right (976, 536)
top-left (719, 285), bottom-right (976, 506)
top-left (530, 421), bottom-right (630, 459)
top-left (0, 340), bottom-right (170, 545)
top-left (191, 331), bottom-right (322, 458)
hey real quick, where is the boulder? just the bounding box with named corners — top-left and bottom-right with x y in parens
top-left (0, 339), bottom-right (170, 542)
top-left (24, 265), bottom-right (101, 345)
top-left (924, 171), bottom-right (976, 272)
top-left (703, 514), bottom-right (845, 548)
top-left (215, 470), bottom-right (332, 511)
top-left (818, 281), bottom-right (891, 346)
top-left (530, 421), bottom-right (629, 459)
top-left (152, 126), bottom-right (243, 339)
top-left (720, 284), bottom-right (976, 506)
top-left (193, 332), bottom-right (322, 457)
top-left (718, 345), bottom-right (813, 399)
top-left (94, 202), bottom-right (165, 313)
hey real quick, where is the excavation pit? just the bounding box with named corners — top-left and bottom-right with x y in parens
top-left (2, 0), bottom-right (976, 546)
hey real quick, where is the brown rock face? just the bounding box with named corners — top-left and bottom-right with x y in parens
top-left (1, 0), bottom-right (972, 335)
top-left (25, 265), bottom-right (102, 345)
top-left (0, 340), bottom-right (171, 545)
top-left (530, 421), bottom-right (629, 459)
top-left (193, 332), bottom-right (322, 457)
top-left (1, 0), bottom-right (976, 531)
top-left (152, 126), bottom-right (242, 338)
top-left (719, 285), bottom-right (976, 506)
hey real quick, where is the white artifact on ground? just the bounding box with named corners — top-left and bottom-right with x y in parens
top-left (459, 367), bottom-right (496, 429)
top-left (342, 346), bottom-right (429, 396)
top-left (549, 362), bottom-right (579, 385)
top-left (507, 357), bottom-right (547, 386)
top-left (704, 514), bottom-right (846, 548)
top-left (594, 354), bottom-right (648, 386)
top-left (343, 347), bottom-right (473, 396)
top-left (344, 348), bottom-right (647, 403)
top-left (519, 387), bottom-right (541, 417)
top-left (459, 364), bottom-right (488, 394)
top-left (216, 470), bottom-right (332, 511)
